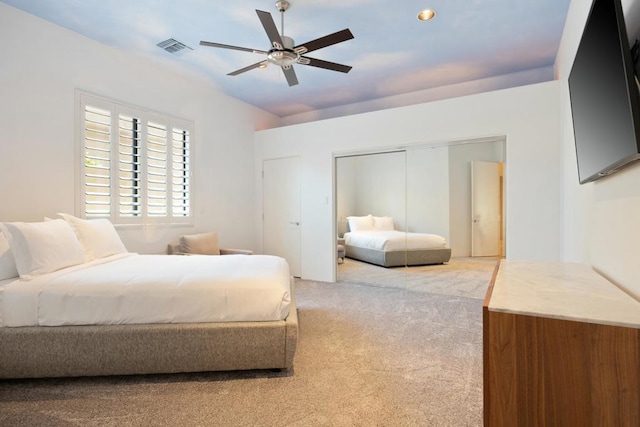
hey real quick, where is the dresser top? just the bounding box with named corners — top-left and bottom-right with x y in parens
top-left (488, 260), bottom-right (640, 328)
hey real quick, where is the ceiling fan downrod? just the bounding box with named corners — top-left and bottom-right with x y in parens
top-left (276, 0), bottom-right (290, 36)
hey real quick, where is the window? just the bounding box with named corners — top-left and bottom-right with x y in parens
top-left (79, 93), bottom-right (192, 224)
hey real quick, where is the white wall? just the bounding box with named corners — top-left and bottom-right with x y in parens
top-left (351, 152), bottom-right (407, 229)
top-left (0, 4), bottom-right (280, 254)
top-left (255, 81), bottom-right (562, 282)
top-left (406, 147), bottom-right (450, 240)
top-left (556, 0), bottom-right (640, 295)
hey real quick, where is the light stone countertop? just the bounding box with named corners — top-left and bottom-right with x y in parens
top-left (488, 260), bottom-right (640, 329)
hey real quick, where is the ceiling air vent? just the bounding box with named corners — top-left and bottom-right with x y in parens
top-left (157, 38), bottom-right (193, 54)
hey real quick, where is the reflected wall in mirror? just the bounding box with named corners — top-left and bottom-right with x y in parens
top-left (336, 151), bottom-right (406, 236)
top-left (335, 138), bottom-right (505, 289)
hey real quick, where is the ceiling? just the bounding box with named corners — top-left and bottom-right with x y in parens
top-left (3, 0), bottom-right (571, 120)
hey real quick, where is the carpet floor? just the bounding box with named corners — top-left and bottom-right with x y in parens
top-left (338, 256), bottom-right (498, 299)
top-left (0, 260), bottom-right (496, 427)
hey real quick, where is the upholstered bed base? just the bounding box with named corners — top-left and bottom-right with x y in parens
top-left (0, 283), bottom-right (298, 379)
top-left (346, 245), bottom-right (451, 267)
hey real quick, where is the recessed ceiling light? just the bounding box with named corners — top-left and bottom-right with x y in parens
top-left (417, 9), bottom-right (436, 21)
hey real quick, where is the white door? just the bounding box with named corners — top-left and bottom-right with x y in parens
top-left (471, 161), bottom-right (502, 257)
top-left (263, 157), bottom-right (302, 277)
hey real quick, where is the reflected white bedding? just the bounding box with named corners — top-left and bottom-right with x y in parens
top-left (344, 230), bottom-right (447, 251)
top-left (0, 253), bottom-right (291, 327)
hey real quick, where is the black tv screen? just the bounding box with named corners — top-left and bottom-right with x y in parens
top-left (568, 0), bottom-right (640, 184)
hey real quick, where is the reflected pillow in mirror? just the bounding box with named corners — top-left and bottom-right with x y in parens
top-left (373, 216), bottom-right (394, 231)
top-left (347, 215), bottom-right (374, 232)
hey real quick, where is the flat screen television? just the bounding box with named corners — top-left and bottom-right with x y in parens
top-left (568, 0), bottom-right (640, 184)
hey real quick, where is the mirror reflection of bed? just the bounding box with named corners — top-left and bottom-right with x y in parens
top-left (342, 214), bottom-right (452, 267)
top-left (335, 138), bottom-right (505, 295)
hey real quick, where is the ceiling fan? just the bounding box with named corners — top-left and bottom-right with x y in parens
top-left (199, 0), bottom-right (354, 86)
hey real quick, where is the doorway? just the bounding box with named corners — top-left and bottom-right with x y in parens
top-left (471, 161), bottom-right (504, 257)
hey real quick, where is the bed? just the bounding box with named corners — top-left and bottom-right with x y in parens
top-left (0, 217), bottom-right (297, 379)
top-left (344, 215), bottom-right (451, 267)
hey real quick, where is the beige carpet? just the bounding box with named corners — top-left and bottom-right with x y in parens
top-left (339, 256), bottom-right (499, 299)
top-left (0, 262), bottom-right (495, 426)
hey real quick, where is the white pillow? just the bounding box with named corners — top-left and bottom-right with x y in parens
top-left (373, 216), bottom-right (395, 231)
top-left (347, 215), bottom-right (374, 232)
top-left (0, 231), bottom-right (19, 281)
top-left (0, 220), bottom-right (85, 280)
top-left (58, 214), bottom-right (127, 261)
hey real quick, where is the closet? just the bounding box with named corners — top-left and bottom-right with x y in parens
top-left (335, 138), bottom-right (505, 284)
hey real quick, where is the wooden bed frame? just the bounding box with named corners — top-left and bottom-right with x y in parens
top-left (0, 280), bottom-right (298, 379)
top-left (345, 245), bottom-right (451, 267)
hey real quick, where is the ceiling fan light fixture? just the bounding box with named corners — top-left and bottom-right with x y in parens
top-left (417, 9), bottom-right (436, 21)
top-left (268, 49), bottom-right (299, 66)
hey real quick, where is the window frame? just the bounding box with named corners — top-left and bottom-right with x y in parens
top-left (76, 91), bottom-right (194, 226)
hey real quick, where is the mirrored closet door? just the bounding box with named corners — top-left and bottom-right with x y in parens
top-left (335, 138), bottom-right (506, 289)
top-left (335, 151), bottom-right (408, 288)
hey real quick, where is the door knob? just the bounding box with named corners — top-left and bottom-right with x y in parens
top-left (290, 221), bottom-right (300, 226)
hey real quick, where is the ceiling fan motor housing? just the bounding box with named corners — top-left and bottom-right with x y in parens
top-left (268, 35), bottom-right (298, 66)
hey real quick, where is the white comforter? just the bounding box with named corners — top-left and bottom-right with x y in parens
top-left (344, 230), bottom-right (447, 251)
top-left (0, 253), bottom-right (291, 327)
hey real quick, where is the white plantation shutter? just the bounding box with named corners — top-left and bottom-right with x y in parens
top-left (78, 93), bottom-right (193, 225)
top-left (146, 121), bottom-right (168, 217)
top-left (172, 126), bottom-right (191, 217)
top-left (82, 104), bottom-right (112, 217)
top-left (118, 113), bottom-right (143, 218)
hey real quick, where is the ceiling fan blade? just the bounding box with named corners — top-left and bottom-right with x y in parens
top-left (294, 29), bottom-right (354, 54)
top-left (199, 41), bottom-right (268, 55)
top-left (228, 61), bottom-right (268, 76)
top-left (282, 66), bottom-right (299, 86)
top-left (300, 57), bottom-right (352, 73)
top-left (256, 10), bottom-right (284, 48)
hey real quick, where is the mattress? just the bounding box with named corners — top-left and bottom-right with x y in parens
top-left (344, 230), bottom-right (447, 251)
top-left (0, 253), bottom-right (291, 327)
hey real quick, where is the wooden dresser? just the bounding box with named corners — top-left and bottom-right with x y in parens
top-left (483, 260), bottom-right (640, 426)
